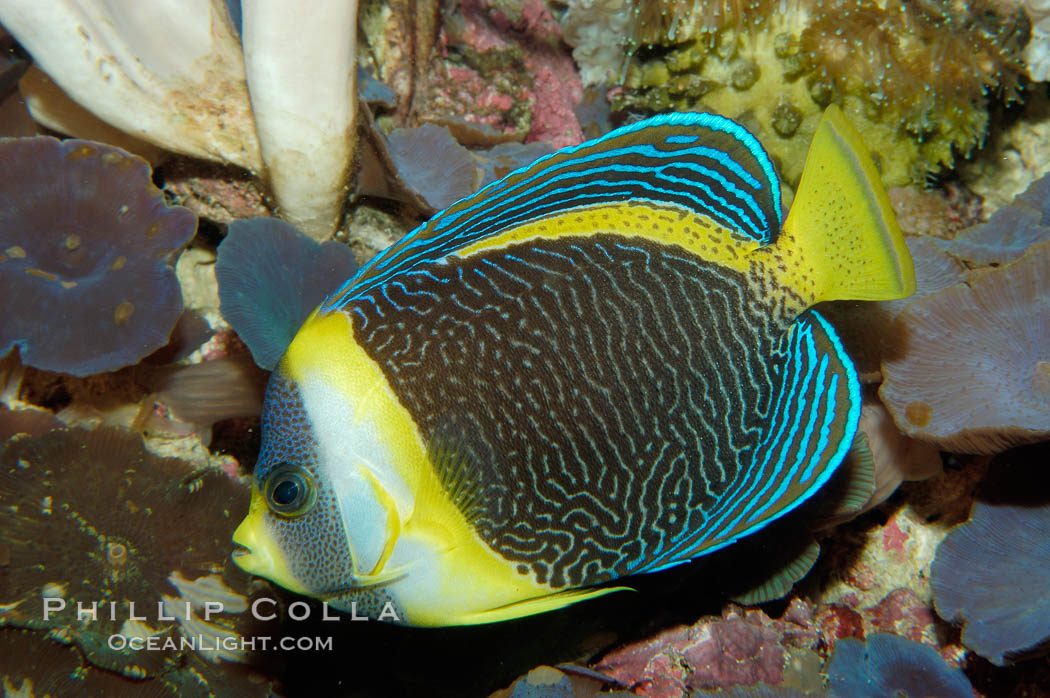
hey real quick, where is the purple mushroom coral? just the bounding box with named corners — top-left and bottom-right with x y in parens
top-left (879, 240), bottom-right (1050, 452)
top-left (937, 173), bottom-right (1050, 266)
top-left (932, 448), bottom-right (1050, 666)
top-left (826, 633), bottom-right (972, 698)
top-left (0, 136), bottom-right (196, 376)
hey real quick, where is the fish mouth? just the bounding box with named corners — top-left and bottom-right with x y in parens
top-left (229, 538), bottom-right (263, 576)
top-left (230, 508), bottom-right (312, 595)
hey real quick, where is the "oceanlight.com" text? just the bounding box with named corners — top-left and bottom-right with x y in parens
top-left (107, 633), bottom-right (334, 652)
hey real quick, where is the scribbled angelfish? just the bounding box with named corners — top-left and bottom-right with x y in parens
top-left (232, 106), bottom-right (915, 626)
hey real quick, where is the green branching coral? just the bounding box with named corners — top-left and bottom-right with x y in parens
top-left (566, 0), bottom-right (1028, 186)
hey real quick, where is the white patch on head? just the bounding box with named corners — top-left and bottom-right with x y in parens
top-left (297, 375), bottom-right (414, 576)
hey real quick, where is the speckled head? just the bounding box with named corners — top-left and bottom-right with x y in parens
top-left (232, 370), bottom-right (353, 597)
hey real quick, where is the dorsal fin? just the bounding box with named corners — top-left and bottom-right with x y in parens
top-left (322, 112), bottom-right (783, 312)
top-left (773, 105), bottom-right (916, 306)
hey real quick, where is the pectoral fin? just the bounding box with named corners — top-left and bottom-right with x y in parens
top-left (358, 466), bottom-right (401, 579)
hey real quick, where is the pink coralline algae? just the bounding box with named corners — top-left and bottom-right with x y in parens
top-left (482, 0), bottom-right (586, 148)
top-left (595, 604), bottom-right (822, 697)
top-left (427, 0), bottom-right (583, 148)
top-left (863, 588), bottom-right (940, 645)
top-left (0, 137), bottom-right (196, 376)
top-left (588, 590), bottom-right (955, 698)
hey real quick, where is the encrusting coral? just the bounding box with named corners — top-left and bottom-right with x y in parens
top-left (0, 427), bottom-right (251, 682)
top-left (0, 136), bottom-right (197, 376)
top-left (562, 0), bottom-right (1028, 186)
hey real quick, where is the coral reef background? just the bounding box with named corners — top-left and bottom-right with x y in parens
top-left (2, 0), bottom-right (1050, 696)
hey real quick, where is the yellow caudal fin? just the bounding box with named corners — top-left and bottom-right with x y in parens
top-left (778, 105), bottom-right (915, 304)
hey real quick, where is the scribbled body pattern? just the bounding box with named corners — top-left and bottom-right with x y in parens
top-left (352, 235), bottom-right (852, 589)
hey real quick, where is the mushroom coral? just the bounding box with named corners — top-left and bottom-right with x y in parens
top-left (0, 628), bottom-right (154, 697)
top-left (0, 136), bottom-right (196, 376)
top-left (0, 625), bottom-right (273, 697)
top-left (826, 633), bottom-right (973, 698)
top-left (0, 403), bottom-right (62, 441)
top-left (931, 447), bottom-right (1050, 666)
top-left (937, 172), bottom-right (1050, 266)
top-left (385, 123), bottom-right (482, 212)
top-left (0, 0), bottom-right (358, 241)
top-left (356, 115), bottom-right (556, 216)
top-left (0, 427), bottom-right (250, 679)
top-left (879, 241), bottom-right (1050, 453)
top-left (215, 217), bottom-right (358, 370)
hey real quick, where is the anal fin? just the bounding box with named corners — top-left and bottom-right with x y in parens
top-left (459, 586), bottom-right (632, 625)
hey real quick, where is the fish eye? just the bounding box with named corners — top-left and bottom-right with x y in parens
top-left (264, 464), bottom-right (315, 517)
